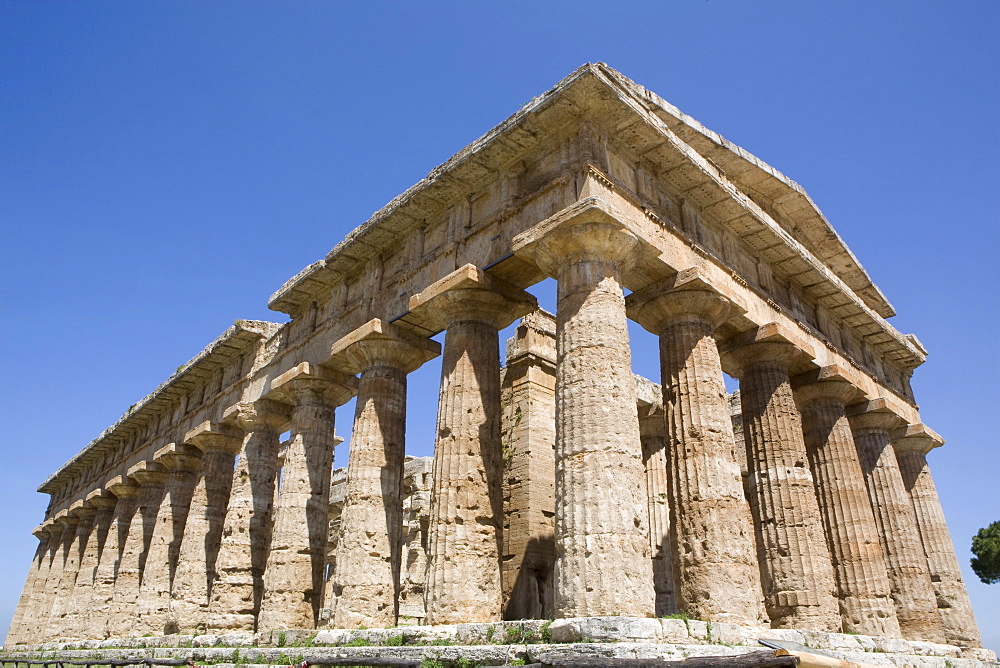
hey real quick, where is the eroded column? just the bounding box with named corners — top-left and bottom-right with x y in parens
top-left (208, 400), bottom-right (289, 631)
top-left (626, 273), bottom-right (767, 626)
top-left (849, 403), bottom-right (945, 642)
top-left (47, 502), bottom-right (96, 638)
top-left (894, 425), bottom-right (982, 647)
top-left (410, 265), bottom-right (535, 624)
top-left (794, 375), bottom-right (900, 637)
top-left (517, 213), bottom-right (654, 618)
top-left (63, 490), bottom-right (117, 639)
top-left (725, 336), bottom-right (839, 630)
top-left (170, 422), bottom-right (241, 634)
top-left (258, 363), bottom-right (357, 630)
top-left (327, 321), bottom-right (438, 628)
top-left (107, 461), bottom-right (167, 638)
top-left (6, 523), bottom-right (55, 645)
top-left (135, 444), bottom-right (202, 635)
top-left (29, 518), bottom-right (74, 641)
top-left (638, 397), bottom-right (676, 617)
top-left (89, 477), bottom-right (138, 639)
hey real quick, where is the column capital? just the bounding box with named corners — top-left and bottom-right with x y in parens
top-left (626, 268), bottom-right (741, 335)
top-left (513, 197), bottom-right (653, 276)
top-left (846, 399), bottom-right (907, 433)
top-left (126, 460), bottom-right (168, 486)
top-left (222, 399), bottom-right (291, 431)
top-left (267, 361), bottom-right (358, 407)
top-left (105, 474), bottom-right (140, 498)
top-left (153, 442), bottom-right (203, 472)
top-left (328, 319), bottom-right (440, 375)
top-left (892, 423), bottom-right (945, 456)
top-left (53, 508), bottom-right (79, 528)
top-left (85, 488), bottom-right (118, 509)
top-left (720, 322), bottom-right (816, 378)
top-left (32, 520), bottom-right (56, 539)
top-left (67, 499), bottom-right (97, 520)
top-left (408, 264), bottom-right (537, 331)
top-left (183, 420), bottom-right (243, 454)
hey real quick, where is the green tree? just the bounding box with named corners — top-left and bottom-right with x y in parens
top-left (971, 520), bottom-right (1000, 584)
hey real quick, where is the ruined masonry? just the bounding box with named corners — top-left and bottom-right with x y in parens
top-left (8, 64), bottom-right (985, 654)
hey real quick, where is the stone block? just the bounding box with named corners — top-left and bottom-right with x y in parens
top-left (658, 618), bottom-right (690, 642)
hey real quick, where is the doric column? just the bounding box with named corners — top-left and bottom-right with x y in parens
top-left (19, 519), bottom-right (64, 641)
top-left (6, 522), bottom-right (55, 645)
top-left (107, 460), bottom-right (167, 638)
top-left (515, 205), bottom-right (655, 618)
top-left (793, 371), bottom-right (900, 637)
top-left (135, 443), bottom-right (203, 635)
top-left (637, 391), bottom-right (676, 617)
top-left (170, 421), bottom-right (241, 634)
top-left (257, 363), bottom-right (357, 630)
top-left (894, 424), bottom-right (982, 647)
top-left (722, 329), bottom-right (839, 631)
top-left (47, 501), bottom-right (97, 638)
top-left (626, 270), bottom-right (767, 626)
top-left (90, 476), bottom-right (139, 638)
top-left (62, 490), bottom-right (117, 639)
top-left (848, 401), bottom-right (946, 642)
top-left (499, 310), bottom-right (557, 621)
top-left (32, 516), bottom-right (73, 640)
top-left (325, 320), bottom-right (438, 628)
top-left (408, 265), bottom-right (535, 624)
top-left (207, 399), bottom-right (289, 631)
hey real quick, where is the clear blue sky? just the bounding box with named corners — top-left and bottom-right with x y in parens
top-left (2, 0), bottom-right (997, 650)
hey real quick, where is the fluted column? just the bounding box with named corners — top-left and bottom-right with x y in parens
top-left (325, 321), bottom-right (438, 628)
top-left (47, 502), bottom-right (96, 638)
top-left (135, 444), bottom-right (203, 635)
top-left (626, 272), bottom-right (767, 626)
top-left (107, 461), bottom-right (167, 638)
top-left (62, 490), bottom-right (117, 639)
top-left (724, 336), bottom-right (839, 631)
top-left (89, 476), bottom-right (138, 638)
top-left (409, 265), bottom-right (535, 624)
top-left (6, 523), bottom-right (55, 645)
top-left (258, 363), bottom-right (357, 630)
top-left (29, 510), bottom-right (78, 642)
top-left (793, 375), bottom-right (900, 637)
top-left (639, 403), bottom-right (676, 617)
top-left (170, 422), bottom-right (241, 634)
top-left (208, 400), bottom-right (289, 631)
top-left (894, 425), bottom-right (981, 647)
top-left (848, 403), bottom-right (945, 642)
top-left (516, 210), bottom-right (655, 619)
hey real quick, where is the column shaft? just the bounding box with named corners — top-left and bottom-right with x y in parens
top-left (425, 319), bottom-right (506, 622)
top-left (170, 444), bottom-right (237, 634)
top-left (63, 498), bottom-right (117, 639)
top-left (208, 406), bottom-right (284, 631)
top-left (5, 532), bottom-right (51, 645)
top-left (48, 512), bottom-right (95, 638)
top-left (334, 365), bottom-right (407, 627)
top-left (259, 387), bottom-right (339, 630)
top-left (896, 443), bottom-right (982, 646)
top-left (90, 484), bottom-right (138, 639)
top-left (19, 528), bottom-right (64, 641)
top-left (735, 350), bottom-right (839, 630)
top-left (640, 410), bottom-right (676, 617)
top-left (851, 412), bottom-right (945, 642)
top-left (796, 383), bottom-right (900, 636)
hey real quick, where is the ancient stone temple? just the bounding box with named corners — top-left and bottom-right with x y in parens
top-left (7, 64), bottom-right (985, 652)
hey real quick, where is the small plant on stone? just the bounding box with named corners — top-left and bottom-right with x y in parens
top-left (510, 660), bottom-right (527, 666)
top-left (229, 649), bottom-right (241, 664)
top-left (419, 659), bottom-right (445, 668)
top-left (455, 659), bottom-right (480, 668)
top-left (430, 638), bottom-right (452, 646)
top-left (485, 625), bottom-right (495, 642)
top-left (385, 634), bottom-right (404, 647)
top-left (344, 638), bottom-right (370, 647)
top-left (540, 619), bottom-right (553, 644)
top-left (504, 626), bottom-right (524, 644)
top-left (276, 631), bottom-right (287, 647)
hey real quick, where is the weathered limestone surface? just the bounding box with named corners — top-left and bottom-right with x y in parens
top-left (47, 504), bottom-right (96, 637)
top-left (397, 457), bottom-right (433, 625)
top-left (6, 527), bottom-right (54, 644)
top-left (627, 276), bottom-right (767, 626)
top-left (516, 212), bottom-right (654, 619)
top-left (258, 364), bottom-right (356, 631)
top-left (63, 492), bottom-right (117, 639)
top-left (894, 425), bottom-right (982, 647)
top-left (849, 405), bottom-right (946, 643)
top-left (328, 321), bottom-right (436, 629)
top-left (134, 444), bottom-right (202, 636)
top-left (37, 515), bottom-right (80, 638)
top-left (208, 401), bottom-right (288, 631)
top-left (413, 266), bottom-right (536, 624)
top-left (107, 462), bottom-right (168, 638)
top-left (88, 477), bottom-right (139, 639)
top-left (793, 375), bottom-right (901, 638)
top-left (725, 337), bottom-right (839, 631)
top-left (500, 310), bottom-right (557, 621)
top-left (169, 423), bottom-right (241, 634)
top-left (636, 377), bottom-right (676, 618)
